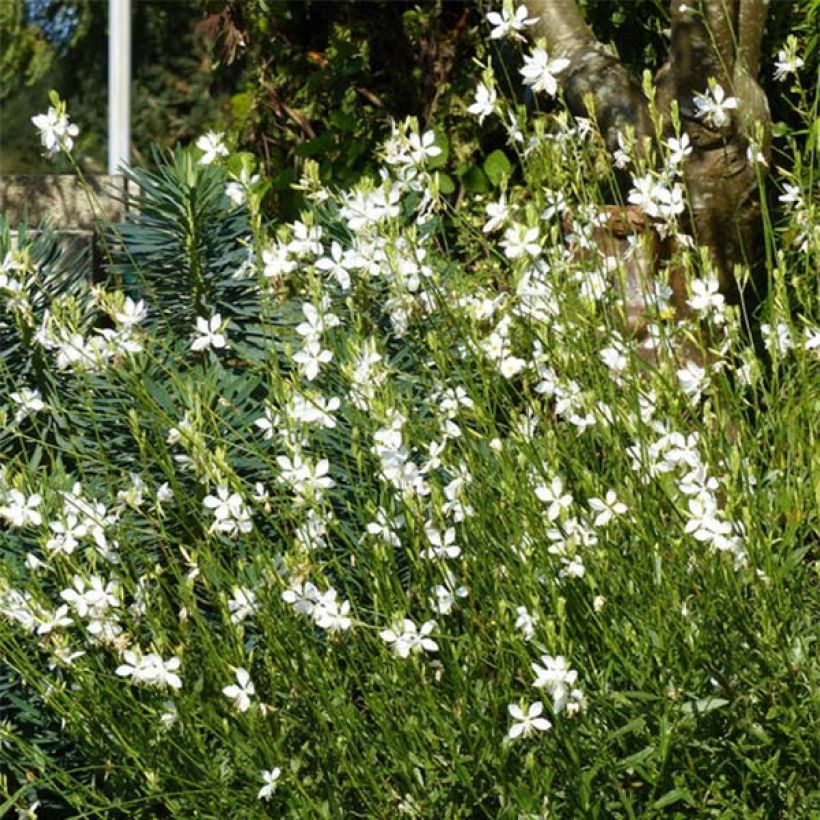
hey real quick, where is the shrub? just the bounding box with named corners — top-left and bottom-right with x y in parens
top-left (1, 26), bottom-right (818, 819)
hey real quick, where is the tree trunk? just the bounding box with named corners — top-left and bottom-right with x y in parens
top-left (524, 0), bottom-right (771, 304)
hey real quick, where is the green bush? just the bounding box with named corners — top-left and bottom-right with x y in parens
top-left (1, 20), bottom-right (818, 819)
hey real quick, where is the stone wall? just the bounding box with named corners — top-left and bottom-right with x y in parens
top-left (0, 174), bottom-right (127, 228)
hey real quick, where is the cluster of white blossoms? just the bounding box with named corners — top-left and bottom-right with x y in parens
top-left (32, 295), bottom-right (147, 373)
top-left (626, 427), bottom-right (748, 568)
top-left (202, 484), bottom-right (253, 536)
top-left (380, 618), bottom-right (439, 659)
top-left (506, 654), bottom-right (585, 741)
top-left (282, 581), bottom-right (353, 632)
top-left (116, 649), bottom-right (182, 690)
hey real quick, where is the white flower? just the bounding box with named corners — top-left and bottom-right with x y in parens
top-left (628, 174), bottom-right (659, 216)
top-left (684, 494), bottom-right (734, 551)
top-left (60, 574), bottom-right (120, 619)
top-left (223, 667), bottom-right (255, 712)
top-left (380, 619), bottom-right (438, 658)
top-left (468, 82), bottom-right (497, 124)
top-left (666, 133), bottom-right (692, 166)
top-left (531, 654), bottom-right (580, 713)
top-left (288, 392), bottom-right (340, 428)
top-left (803, 327), bottom-right (820, 355)
top-left (293, 339), bottom-right (333, 381)
top-left (687, 277), bottom-right (725, 315)
top-left (254, 405), bottom-right (280, 440)
top-left (677, 360), bottom-right (708, 402)
top-left (116, 650), bottom-right (182, 690)
top-left (196, 131), bottom-right (229, 165)
top-left (36, 605), bottom-right (73, 635)
top-left (228, 587), bottom-right (258, 625)
top-left (487, 3), bottom-right (538, 41)
top-left (288, 221), bottom-right (324, 257)
top-left (113, 297), bottom-right (147, 328)
top-left (760, 322), bottom-right (793, 356)
top-left (315, 241), bottom-right (353, 291)
top-left (10, 388), bottom-right (45, 423)
top-left (296, 301), bottom-right (339, 341)
top-left (261, 243), bottom-right (296, 281)
top-left (203, 485), bottom-right (253, 536)
top-left (778, 183), bottom-right (803, 209)
top-left (0, 490), bottom-right (42, 527)
top-left (514, 606), bottom-right (537, 641)
top-left (159, 700), bottom-right (179, 730)
top-left (483, 194), bottom-right (509, 234)
top-left (422, 525), bottom-right (461, 560)
top-left (773, 36), bottom-right (804, 82)
top-left (540, 189), bottom-right (566, 222)
top-left (225, 168), bottom-right (259, 207)
top-left (282, 581), bottom-right (321, 617)
top-left (312, 589), bottom-right (353, 632)
top-left (406, 130), bottom-right (442, 165)
top-left (588, 490), bottom-right (627, 527)
top-left (258, 767), bottom-right (282, 801)
top-left (501, 224), bottom-right (541, 259)
top-left (430, 573), bottom-right (468, 615)
top-left (45, 513), bottom-right (86, 555)
top-left (277, 455), bottom-right (334, 500)
top-left (507, 700), bottom-right (551, 739)
top-left (746, 140), bottom-right (768, 167)
top-left (191, 314), bottom-right (227, 351)
top-left (693, 82), bottom-right (737, 129)
top-left (534, 476), bottom-right (572, 521)
top-left (520, 47), bottom-right (570, 97)
top-left (32, 105), bottom-right (79, 157)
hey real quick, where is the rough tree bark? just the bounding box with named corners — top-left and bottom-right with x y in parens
top-left (524, 0), bottom-right (771, 305)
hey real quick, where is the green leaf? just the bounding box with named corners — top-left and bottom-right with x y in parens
top-left (681, 697), bottom-right (729, 716)
top-left (483, 149), bottom-right (512, 186)
top-left (226, 152), bottom-right (257, 178)
top-left (436, 172), bottom-right (455, 195)
top-left (461, 166), bottom-right (489, 194)
top-left (294, 131), bottom-right (335, 157)
top-left (653, 789), bottom-right (696, 810)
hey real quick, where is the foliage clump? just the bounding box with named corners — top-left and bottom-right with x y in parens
top-left (1, 12), bottom-right (819, 818)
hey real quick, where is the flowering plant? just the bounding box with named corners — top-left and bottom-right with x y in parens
top-left (0, 30), bottom-right (817, 815)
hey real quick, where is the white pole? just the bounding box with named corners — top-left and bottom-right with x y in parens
top-left (108, 0), bottom-right (131, 175)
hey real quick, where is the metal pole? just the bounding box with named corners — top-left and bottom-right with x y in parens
top-left (108, 0), bottom-right (131, 175)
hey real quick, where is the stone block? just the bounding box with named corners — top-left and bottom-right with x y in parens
top-left (0, 174), bottom-right (128, 229)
